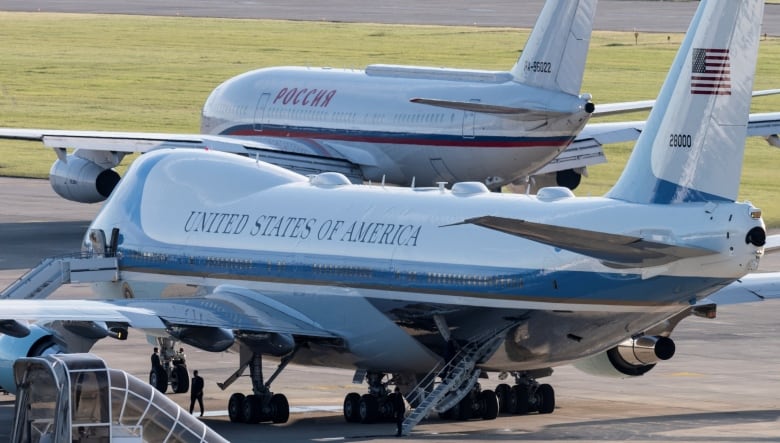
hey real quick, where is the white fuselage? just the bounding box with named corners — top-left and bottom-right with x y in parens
top-left (200, 66), bottom-right (592, 188)
top-left (85, 150), bottom-right (764, 373)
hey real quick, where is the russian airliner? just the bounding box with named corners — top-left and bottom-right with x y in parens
top-left (0, 0), bottom-right (778, 435)
top-left (3, 0), bottom-right (780, 205)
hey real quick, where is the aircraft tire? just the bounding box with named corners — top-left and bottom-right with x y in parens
top-left (170, 365), bottom-right (189, 394)
top-left (537, 384), bottom-right (555, 414)
top-left (149, 367), bottom-right (168, 393)
top-left (228, 393), bottom-right (246, 423)
top-left (479, 390), bottom-right (499, 420)
top-left (343, 392), bottom-right (361, 422)
top-left (495, 383), bottom-right (511, 413)
top-left (270, 393), bottom-right (290, 423)
top-left (510, 384), bottom-right (530, 415)
top-left (242, 394), bottom-right (264, 424)
top-left (359, 394), bottom-right (379, 424)
top-left (456, 396), bottom-right (472, 421)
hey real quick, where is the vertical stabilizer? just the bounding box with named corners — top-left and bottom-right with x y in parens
top-left (511, 0), bottom-right (597, 96)
top-left (607, 0), bottom-right (764, 204)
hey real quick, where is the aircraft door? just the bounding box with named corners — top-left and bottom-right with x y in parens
top-left (253, 93), bottom-right (271, 132)
top-left (461, 99), bottom-right (479, 139)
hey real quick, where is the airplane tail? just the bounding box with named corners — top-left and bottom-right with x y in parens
top-left (606, 0), bottom-right (763, 204)
top-left (510, 0), bottom-right (597, 96)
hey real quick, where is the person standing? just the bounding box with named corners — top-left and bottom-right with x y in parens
top-left (189, 370), bottom-right (205, 417)
top-left (393, 386), bottom-right (406, 437)
top-left (150, 347), bottom-right (162, 371)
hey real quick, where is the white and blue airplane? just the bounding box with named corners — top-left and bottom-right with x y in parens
top-left (2, 0), bottom-right (780, 205)
top-left (0, 0), bottom-right (779, 434)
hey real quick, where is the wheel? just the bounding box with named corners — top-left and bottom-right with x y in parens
top-left (510, 384), bottom-right (530, 415)
top-left (536, 384), bottom-right (555, 414)
top-left (384, 393), bottom-right (399, 420)
top-left (242, 394), bottom-right (264, 424)
top-left (438, 405), bottom-right (455, 420)
top-left (358, 394), bottom-right (379, 424)
top-left (149, 367), bottom-right (168, 393)
top-left (479, 390), bottom-right (498, 420)
top-left (270, 393), bottom-right (290, 424)
top-left (456, 395), bottom-right (472, 421)
top-left (228, 393), bottom-right (246, 423)
top-left (170, 364), bottom-right (189, 393)
top-left (343, 392), bottom-right (361, 423)
top-left (495, 383), bottom-right (511, 413)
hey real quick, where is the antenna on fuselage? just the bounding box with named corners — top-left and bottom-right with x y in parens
top-left (411, 177), bottom-right (416, 189)
top-left (381, 174), bottom-right (386, 188)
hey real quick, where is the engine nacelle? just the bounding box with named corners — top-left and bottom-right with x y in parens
top-left (574, 336), bottom-right (676, 378)
top-left (49, 155), bottom-right (120, 203)
top-left (0, 325), bottom-right (66, 394)
top-left (167, 325), bottom-right (235, 352)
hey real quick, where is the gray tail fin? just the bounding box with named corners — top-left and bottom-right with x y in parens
top-left (510, 0), bottom-right (597, 96)
top-left (607, 0), bottom-right (763, 204)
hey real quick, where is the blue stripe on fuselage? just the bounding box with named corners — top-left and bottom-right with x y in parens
top-left (117, 245), bottom-right (728, 307)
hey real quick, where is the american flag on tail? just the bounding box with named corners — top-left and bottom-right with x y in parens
top-left (691, 48), bottom-right (731, 95)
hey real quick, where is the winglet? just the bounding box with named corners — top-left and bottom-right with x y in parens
top-left (607, 0), bottom-right (764, 204)
top-left (511, 0), bottom-right (597, 96)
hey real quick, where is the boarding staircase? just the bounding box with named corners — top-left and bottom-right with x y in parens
top-left (401, 331), bottom-right (504, 435)
top-left (0, 253), bottom-right (118, 300)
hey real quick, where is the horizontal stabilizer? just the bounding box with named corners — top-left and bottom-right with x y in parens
top-left (409, 97), bottom-right (581, 119)
top-left (700, 272), bottom-right (780, 305)
top-left (453, 216), bottom-right (715, 268)
top-left (764, 234), bottom-right (780, 255)
top-left (591, 90), bottom-right (780, 118)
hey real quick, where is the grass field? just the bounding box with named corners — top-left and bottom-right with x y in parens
top-left (1, 12), bottom-right (780, 224)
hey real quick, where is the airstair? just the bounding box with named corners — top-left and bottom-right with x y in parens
top-left (401, 334), bottom-right (503, 435)
top-left (0, 253), bottom-right (118, 300)
top-left (11, 353), bottom-right (227, 443)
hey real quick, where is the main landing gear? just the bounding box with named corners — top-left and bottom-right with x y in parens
top-left (494, 372), bottom-right (555, 415)
top-left (343, 372), bottom-right (406, 424)
top-left (221, 349), bottom-right (292, 424)
top-left (149, 338), bottom-right (189, 394)
top-left (437, 383), bottom-right (499, 421)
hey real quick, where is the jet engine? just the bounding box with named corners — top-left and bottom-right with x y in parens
top-left (573, 335), bottom-right (676, 378)
top-left (0, 323), bottom-right (107, 394)
top-left (49, 155), bottom-right (121, 203)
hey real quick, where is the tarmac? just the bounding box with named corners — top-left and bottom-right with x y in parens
top-left (0, 176), bottom-right (778, 442)
top-left (2, 0), bottom-right (780, 35)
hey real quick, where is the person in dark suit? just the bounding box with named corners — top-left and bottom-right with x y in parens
top-left (189, 370), bottom-right (205, 416)
top-left (393, 386), bottom-right (406, 437)
top-left (151, 347), bottom-right (162, 370)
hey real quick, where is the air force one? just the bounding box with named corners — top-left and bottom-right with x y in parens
top-left (2, 0), bottom-right (780, 205)
top-left (0, 0), bottom-right (778, 434)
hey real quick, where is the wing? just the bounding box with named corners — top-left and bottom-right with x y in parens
top-left (448, 216), bottom-right (715, 268)
top-left (0, 285), bottom-right (338, 340)
top-left (0, 128), bottom-right (365, 182)
top-left (567, 112), bottom-right (780, 164)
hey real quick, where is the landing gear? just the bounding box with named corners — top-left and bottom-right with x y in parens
top-left (495, 373), bottom-right (555, 415)
top-left (437, 384), bottom-right (498, 421)
top-left (149, 338), bottom-right (189, 394)
top-left (221, 347), bottom-right (293, 425)
top-left (342, 372), bottom-right (405, 424)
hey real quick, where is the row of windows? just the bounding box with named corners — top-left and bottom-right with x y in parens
top-left (128, 253), bottom-right (524, 289)
top-left (265, 107), bottom-right (455, 126)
